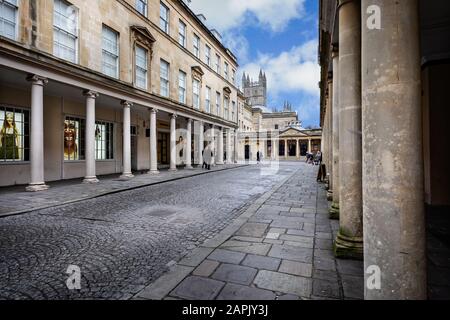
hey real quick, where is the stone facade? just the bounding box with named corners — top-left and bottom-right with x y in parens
top-left (0, 0), bottom-right (240, 188)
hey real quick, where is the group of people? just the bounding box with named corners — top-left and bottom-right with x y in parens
top-left (306, 151), bottom-right (322, 166)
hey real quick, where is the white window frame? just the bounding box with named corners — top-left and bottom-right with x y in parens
top-left (232, 101), bottom-right (236, 121)
top-left (0, 0), bottom-right (18, 41)
top-left (95, 120), bottom-right (114, 160)
top-left (215, 92), bottom-right (221, 116)
top-left (205, 87), bottom-right (211, 113)
top-left (178, 70), bottom-right (186, 104)
top-left (178, 20), bottom-right (186, 47)
top-left (215, 54), bottom-right (221, 74)
top-left (193, 34), bottom-right (200, 58)
top-left (53, 0), bottom-right (79, 63)
top-left (159, 2), bottom-right (169, 34)
top-left (102, 25), bottom-right (119, 79)
top-left (135, 45), bottom-right (148, 90)
top-left (224, 97), bottom-right (229, 120)
top-left (160, 59), bottom-right (170, 98)
top-left (224, 62), bottom-right (229, 80)
top-left (205, 44), bottom-right (211, 67)
top-left (193, 79), bottom-right (200, 110)
top-left (136, 0), bottom-right (147, 17)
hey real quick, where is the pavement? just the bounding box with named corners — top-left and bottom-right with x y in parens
top-left (0, 163), bottom-right (247, 217)
top-left (0, 161), bottom-right (364, 300)
top-left (134, 162), bottom-right (364, 300)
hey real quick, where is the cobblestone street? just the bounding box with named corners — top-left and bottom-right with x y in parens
top-left (0, 163), bottom-right (306, 300)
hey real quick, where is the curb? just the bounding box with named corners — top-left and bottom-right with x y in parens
top-left (0, 164), bottom-right (249, 219)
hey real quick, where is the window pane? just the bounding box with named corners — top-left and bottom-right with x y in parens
top-left (102, 26), bottom-right (119, 78)
top-left (0, 107), bottom-right (30, 162)
top-left (53, 0), bottom-right (78, 62)
top-left (160, 3), bottom-right (169, 33)
top-left (160, 59), bottom-right (170, 97)
top-left (64, 116), bottom-right (85, 161)
top-left (135, 46), bottom-right (147, 89)
top-left (136, 0), bottom-right (147, 16)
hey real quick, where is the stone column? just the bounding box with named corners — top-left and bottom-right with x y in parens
top-left (217, 126), bottom-right (224, 165)
top-left (26, 75), bottom-right (49, 192)
top-left (148, 108), bottom-right (159, 174)
top-left (210, 125), bottom-right (216, 165)
top-left (330, 48), bottom-right (340, 219)
top-left (185, 119), bottom-right (193, 169)
top-left (198, 121), bottom-right (204, 166)
top-left (83, 90), bottom-right (99, 184)
top-left (308, 138), bottom-right (312, 153)
top-left (233, 129), bottom-right (238, 163)
top-left (226, 129), bottom-right (232, 164)
top-left (169, 113), bottom-right (177, 171)
top-left (334, 0), bottom-right (363, 259)
top-left (327, 77), bottom-right (334, 200)
top-left (361, 0), bottom-right (425, 299)
top-left (283, 140), bottom-right (287, 158)
top-left (296, 139), bottom-right (300, 159)
top-left (120, 101), bottom-right (134, 179)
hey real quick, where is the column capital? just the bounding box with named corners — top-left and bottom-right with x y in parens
top-left (121, 100), bottom-right (133, 108)
top-left (186, 118), bottom-right (193, 123)
top-left (150, 108), bottom-right (158, 114)
top-left (171, 113), bottom-right (178, 119)
top-left (27, 74), bottom-right (48, 86)
top-left (83, 90), bottom-right (99, 99)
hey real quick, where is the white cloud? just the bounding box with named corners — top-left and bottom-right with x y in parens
top-left (239, 40), bottom-right (320, 96)
top-left (190, 0), bottom-right (306, 33)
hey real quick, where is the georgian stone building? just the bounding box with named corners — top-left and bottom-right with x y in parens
top-left (319, 0), bottom-right (450, 299)
top-left (0, 0), bottom-right (240, 189)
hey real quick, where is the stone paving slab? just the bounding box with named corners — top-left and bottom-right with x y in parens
top-left (133, 163), bottom-right (364, 301)
top-left (0, 164), bottom-right (247, 217)
top-left (211, 263), bottom-right (258, 285)
top-left (253, 270), bottom-right (312, 298)
top-left (217, 283), bottom-right (276, 300)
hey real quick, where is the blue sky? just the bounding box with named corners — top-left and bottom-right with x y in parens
top-left (190, 0), bottom-right (320, 128)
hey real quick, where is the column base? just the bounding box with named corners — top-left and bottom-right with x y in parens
top-left (216, 162), bottom-right (224, 165)
top-left (185, 165), bottom-right (194, 170)
top-left (168, 168), bottom-right (178, 172)
top-left (26, 183), bottom-right (49, 192)
top-left (148, 170), bottom-right (160, 175)
top-left (327, 190), bottom-right (333, 201)
top-left (119, 173), bottom-right (134, 180)
top-left (329, 202), bottom-right (340, 220)
top-left (83, 176), bottom-right (99, 184)
top-left (333, 231), bottom-right (363, 260)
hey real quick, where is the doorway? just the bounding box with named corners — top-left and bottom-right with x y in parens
top-left (158, 132), bottom-right (169, 165)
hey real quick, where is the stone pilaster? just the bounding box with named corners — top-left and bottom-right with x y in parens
top-left (361, 0), bottom-right (426, 299)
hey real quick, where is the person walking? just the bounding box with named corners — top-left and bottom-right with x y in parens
top-left (204, 145), bottom-right (213, 170)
